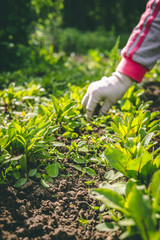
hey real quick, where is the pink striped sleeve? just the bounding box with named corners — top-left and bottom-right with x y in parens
top-left (117, 0), bottom-right (160, 83)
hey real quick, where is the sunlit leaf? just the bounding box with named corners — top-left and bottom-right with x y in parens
top-left (45, 162), bottom-right (60, 178)
top-left (125, 185), bottom-right (156, 240)
top-left (96, 222), bottom-right (119, 232)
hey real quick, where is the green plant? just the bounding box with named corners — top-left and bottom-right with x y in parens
top-left (91, 170), bottom-right (160, 240)
top-left (104, 106), bottom-right (160, 185)
top-left (56, 28), bottom-right (120, 54)
top-left (79, 216), bottom-right (89, 228)
top-left (0, 36), bottom-right (159, 240)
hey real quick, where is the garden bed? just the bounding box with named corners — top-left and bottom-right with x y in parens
top-left (0, 82), bottom-right (159, 240)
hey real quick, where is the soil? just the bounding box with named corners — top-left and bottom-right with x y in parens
top-left (142, 81), bottom-right (160, 146)
top-left (0, 82), bottom-right (160, 240)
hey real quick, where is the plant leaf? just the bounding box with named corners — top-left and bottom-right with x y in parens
top-left (14, 178), bottom-right (27, 188)
top-left (125, 185), bottom-right (156, 240)
top-left (41, 179), bottom-right (50, 188)
top-left (149, 170), bottom-right (160, 212)
top-left (105, 148), bottom-right (130, 177)
top-left (90, 188), bottom-right (125, 212)
top-left (28, 169), bottom-right (37, 177)
top-left (45, 162), bottom-right (60, 178)
top-left (84, 167), bottom-right (96, 176)
top-left (96, 222), bottom-right (119, 232)
top-left (19, 154), bottom-right (27, 173)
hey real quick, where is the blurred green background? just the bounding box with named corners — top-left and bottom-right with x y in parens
top-left (0, 0), bottom-right (147, 72)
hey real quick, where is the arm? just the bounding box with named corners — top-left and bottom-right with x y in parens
top-left (82, 0), bottom-right (160, 120)
top-left (117, 0), bottom-right (160, 83)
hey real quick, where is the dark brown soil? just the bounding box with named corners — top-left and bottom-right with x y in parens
top-left (0, 172), bottom-right (117, 240)
top-left (143, 81), bottom-right (160, 113)
top-left (0, 82), bottom-right (159, 240)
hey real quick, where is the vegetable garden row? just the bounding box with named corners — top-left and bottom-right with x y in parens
top-left (0, 44), bottom-right (160, 239)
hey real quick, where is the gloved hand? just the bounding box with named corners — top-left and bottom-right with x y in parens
top-left (82, 71), bottom-right (133, 120)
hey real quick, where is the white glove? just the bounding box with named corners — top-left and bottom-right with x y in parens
top-left (82, 71), bottom-right (133, 120)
